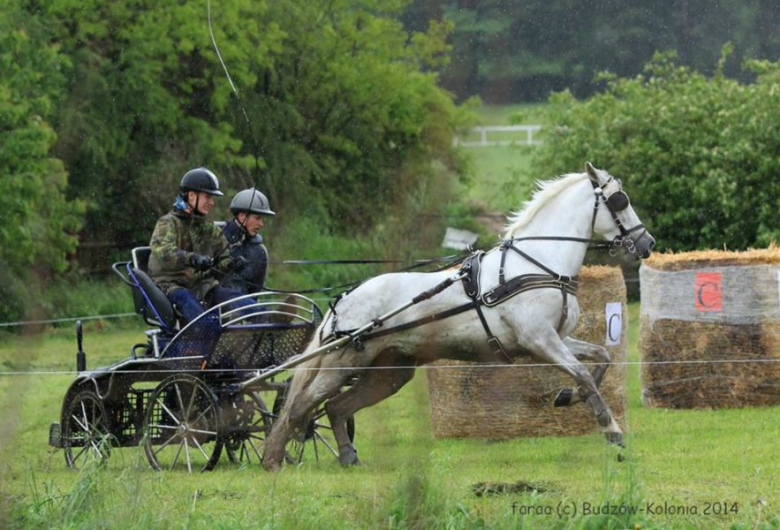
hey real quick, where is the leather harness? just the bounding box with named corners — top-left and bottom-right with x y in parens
top-left (321, 176), bottom-right (644, 357)
top-left (460, 249), bottom-right (578, 360)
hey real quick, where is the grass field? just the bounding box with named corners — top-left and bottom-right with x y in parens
top-left (2, 105), bottom-right (779, 528)
top-left (457, 103), bottom-right (553, 220)
top-left (1, 303), bottom-right (779, 529)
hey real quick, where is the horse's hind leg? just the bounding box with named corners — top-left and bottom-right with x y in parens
top-left (554, 337), bottom-right (611, 408)
top-left (263, 369), bottom-right (351, 471)
top-left (525, 332), bottom-right (624, 447)
top-left (325, 351), bottom-right (415, 466)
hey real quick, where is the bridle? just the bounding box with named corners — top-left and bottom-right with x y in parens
top-left (588, 177), bottom-right (648, 256)
top-left (503, 176), bottom-right (648, 256)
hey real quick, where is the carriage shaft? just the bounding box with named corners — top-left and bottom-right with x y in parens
top-left (237, 272), bottom-right (466, 391)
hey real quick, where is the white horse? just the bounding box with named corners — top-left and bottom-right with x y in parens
top-left (263, 162), bottom-right (655, 470)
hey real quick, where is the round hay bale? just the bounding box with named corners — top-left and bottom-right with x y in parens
top-left (640, 247), bottom-right (780, 408)
top-left (426, 266), bottom-right (628, 439)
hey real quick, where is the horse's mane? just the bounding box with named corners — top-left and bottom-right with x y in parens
top-left (503, 172), bottom-right (587, 238)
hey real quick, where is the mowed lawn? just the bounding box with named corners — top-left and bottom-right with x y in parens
top-left (1, 303), bottom-right (779, 529)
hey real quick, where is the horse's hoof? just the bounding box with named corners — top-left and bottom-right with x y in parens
top-left (263, 457), bottom-right (282, 472)
top-left (554, 388), bottom-right (574, 407)
top-left (338, 445), bottom-right (360, 467)
top-left (605, 432), bottom-right (625, 448)
top-left (616, 452), bottom-right (626, 463)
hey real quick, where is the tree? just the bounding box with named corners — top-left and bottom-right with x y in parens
top-left (23, 0), bottom-right (470, 257)
top-left (0, 3), bottom-right (84, 320)
top-left (406, 0), bottom-right (774, 103)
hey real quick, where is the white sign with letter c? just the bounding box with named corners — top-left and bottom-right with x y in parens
top-left (605, 302), bottom-right (622, 346)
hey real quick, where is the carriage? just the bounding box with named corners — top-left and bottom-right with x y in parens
top-left (47, 247), bottom-right (353, 472)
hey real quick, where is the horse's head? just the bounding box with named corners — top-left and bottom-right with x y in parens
top-left (585, 162), bottom-right (655, 260)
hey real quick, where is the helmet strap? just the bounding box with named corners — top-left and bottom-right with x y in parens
top-left (236, 212), bottom-right (250, 233)
top-left (184, 190), bottom-right (205, 216)
top-left (196, 192), bottom-right (210, 216)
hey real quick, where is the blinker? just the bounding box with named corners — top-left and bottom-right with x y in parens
top-left (605, 191), bottom-right (629, 212)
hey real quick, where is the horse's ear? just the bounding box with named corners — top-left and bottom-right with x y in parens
top-left (585, 161), bottom-right (599, 182)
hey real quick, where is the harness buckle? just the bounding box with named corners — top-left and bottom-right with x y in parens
top-left (482, 288), bottom-right (497, 305)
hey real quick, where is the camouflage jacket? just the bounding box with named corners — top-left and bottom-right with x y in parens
top-left (148, 210), bottom-right (231, 300)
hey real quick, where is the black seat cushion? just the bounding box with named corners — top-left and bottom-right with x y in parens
top-left (131, 268), bottom-right (177, 329)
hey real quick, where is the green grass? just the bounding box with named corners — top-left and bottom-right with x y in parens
top-left (460, 144), bottom-right (539, 214)
top-left (458, 104), bottom-right (549, 216)
top-left (2, 305), bottom-right (780, 529)
top-left (474, 103), bottom-right (550, 126)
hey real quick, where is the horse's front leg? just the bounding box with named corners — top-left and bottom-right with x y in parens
top-left (553, 337), bottom-right (611, 407)
top-left (525, 331), bottom-right (624, 448)
top-left (263, 394), bottom-right (314, 471)
top-left (263, 369), bottom-right (347, 471)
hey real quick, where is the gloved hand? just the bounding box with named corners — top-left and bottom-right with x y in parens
top-left (231, 255), bottom-right (249, 272)
top-left (189, 253), bottom-right (214, 271)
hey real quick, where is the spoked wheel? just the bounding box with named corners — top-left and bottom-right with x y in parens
top-left (224, 391), bottom-right (272, 465)
top-left (282, 403), bottom-right (356, 465)
top-left (62, 390), bottom-right (112, 469)
top-left (142, 374), bottom-right (223, 472)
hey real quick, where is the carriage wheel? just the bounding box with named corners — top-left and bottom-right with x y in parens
top-left (274, 400), bottom-right (355, 465)
top-left (142, 375), bottom-right (223, 472)
top-left (224, 391), bottom-right (272, 465)
top-left (62, 390), bottom-right (112, 469)
top-left (289, 405), bottom-right (356, 464)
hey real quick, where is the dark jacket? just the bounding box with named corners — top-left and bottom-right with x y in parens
top-left (221, 219), bottom-right (269, 294)
top-left (148, 210), bottom-right (230, 299)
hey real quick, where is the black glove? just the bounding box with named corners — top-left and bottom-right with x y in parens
top-left (231, 255), bottom-right (249, 272)
top-left (189, 253), bottom-right (214, 271)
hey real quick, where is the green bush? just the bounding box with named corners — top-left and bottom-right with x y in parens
top-left (534, 48), bottom-right (780, 252)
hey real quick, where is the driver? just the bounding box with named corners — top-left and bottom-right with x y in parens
top-left (148, 167), bottom-right (249, 325)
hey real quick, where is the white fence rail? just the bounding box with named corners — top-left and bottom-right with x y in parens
top-left (453, 125), bottom-right (542, 147)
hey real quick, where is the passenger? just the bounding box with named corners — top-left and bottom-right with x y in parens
top-left (221, 188), bottom-right (275, 295)
top-left (222, 188), bottom-right (296, 324)
top-left (148, 167), bottom-right (251, 331)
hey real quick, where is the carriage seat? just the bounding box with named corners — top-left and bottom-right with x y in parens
top-left (130, 247), bottom-right (178, 330)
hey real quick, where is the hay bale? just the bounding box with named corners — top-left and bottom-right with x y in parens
top-left (640, 247), bottom-right (780, 408)
top-left (427, 266), bottom-right (628, 439)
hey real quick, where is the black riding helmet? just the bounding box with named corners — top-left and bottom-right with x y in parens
top-left (180, 167), bottom-right (224, 197)
top-left (230, 188), bottom-right (276, 216)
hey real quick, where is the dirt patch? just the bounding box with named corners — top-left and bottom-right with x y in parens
top-left (471, 480), bottom-right (554, 497)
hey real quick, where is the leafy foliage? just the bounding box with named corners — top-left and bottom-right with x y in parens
top-left (0, 3), bottom-right (84, 320)
top-left (534, 49), bottom-right (780, 252)
top-left (18, 0), bottom-right (471, 251)
top-left (0, 0), bottom-right (471, 323)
